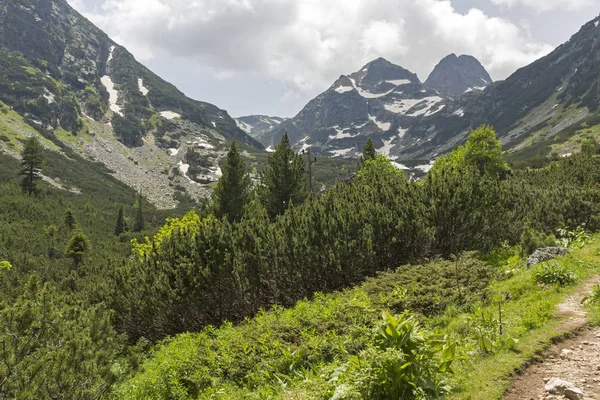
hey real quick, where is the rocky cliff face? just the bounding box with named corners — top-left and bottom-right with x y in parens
top-left (425, 54), bottom-right (492, 96)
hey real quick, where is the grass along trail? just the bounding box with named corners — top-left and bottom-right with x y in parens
top-left (504, 274), bottom-right (600, 400)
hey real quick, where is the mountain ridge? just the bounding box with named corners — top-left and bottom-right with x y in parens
top-left (0, 0), bottom-right (263, 208)
top-left (259, 15), bottom-right (600, 164)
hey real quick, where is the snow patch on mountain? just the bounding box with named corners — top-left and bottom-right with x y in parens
top-left (453, 109), bottom-right (465, 117)
top-left (100, 75), bottom-right (123, 116)
top-left (329, 126), bottom-right (358, 139)
top-left (391, 161), bottom-right (409, 170)
top-left (138, 78), bottom-right (149, 96)
top-left (369, 114), bottom-right (391, 131)
top-left (159, 111), bottom-right (181, 120)
top-left (386, 79), bottom-right (412, 86)
top-left (330, 148), bottom-right (355, 158)
top-left (236, 119), bottom-right (253, 134)
top-left (464, 86), bottom-right (486, 93)
top-left (350, 77), bottom-right (395, 99)
top-left (378, 137), bottom-right (397, 158)
top-left (43, 88), bottom-right (55, 104)
top-left (335, 85), bottom-right (354, 94)
top-left (107, 46), bottom-right (115, 65)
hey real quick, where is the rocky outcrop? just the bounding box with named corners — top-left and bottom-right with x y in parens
top-left (544, 378), bottom-right (584, 400)
top-left (527, 247), bottom-right (569, 268)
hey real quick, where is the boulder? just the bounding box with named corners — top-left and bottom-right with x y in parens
top-left (527, 247), bottom-right (569, 269)
top-left (544, 378), bottom-right (584, 400)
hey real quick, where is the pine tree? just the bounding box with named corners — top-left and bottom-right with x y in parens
top-left (19, 136), bottom-right (45, 196)
top-left (65, 231), bottom-right (90, 268)
top-left (360, 138), bottom-right (377, 167)
top-left (212, 140), bottom-right (251, 222)
top-left (64, 208), bottom-right (77, 230)
top-left (259, 134), bottom-right (308, 217)
top-left (581, 138), bottom-right (597, 156)
top-left (133, 192), bottom-right (144, 232)
top-left (114, 205), bottom-right (127, 236)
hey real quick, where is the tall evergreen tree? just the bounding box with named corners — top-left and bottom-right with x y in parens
top-left (133, 192), bottom-right (144, 232)
top-left (19, 136), bottom-right (45, 196)
top-left (259, 134), bottom-right (308, 217)
top-left (114, 205), bottom-right (127, 236)
top-left (360, 138), bottom-right (377, 167)
top-left (65, 231), bottom-right (90, 268)
top-left (212, 140), bottom-right (251, 222)
top-left (64, 208), bottom-right (77, 230)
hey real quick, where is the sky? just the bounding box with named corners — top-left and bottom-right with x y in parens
top-left (66, 0), bottom-right (600, 118)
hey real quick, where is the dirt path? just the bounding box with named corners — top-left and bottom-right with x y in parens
top-left (504, 276), bottom-right (600, 400)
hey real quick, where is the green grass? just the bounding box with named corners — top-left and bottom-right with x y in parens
top-left (448, 237), bottom-right (600, 399)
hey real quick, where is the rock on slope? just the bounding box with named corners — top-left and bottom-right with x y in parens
top-left (424, 53), bottom-right (492, 96)
top-left (0, 0), bottom-right (262, 207)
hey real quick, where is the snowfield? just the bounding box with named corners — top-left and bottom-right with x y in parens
top-left (368, 114), bottom-right (391, 131)
top-left (334, 85), bottom-right (354, 94)
top-left (159, 111), bottom-right (181, 120)
top-left (100, 75), bottom-right (123, 116)
top-left (138, 78), bottom-right (149, 96)
top-left (386, 79), bottom-right (412, 86)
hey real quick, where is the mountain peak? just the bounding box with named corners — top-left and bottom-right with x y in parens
top-left (353, 57), bottom-right (420, 86)
top-left (425, 54), bottom-right (492, 96)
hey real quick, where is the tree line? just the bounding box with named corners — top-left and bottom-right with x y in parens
top-left (111, 126), bottom-right (600, 341)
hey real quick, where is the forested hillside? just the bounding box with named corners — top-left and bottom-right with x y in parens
top-left (3, 123), bottom-right (600, 399)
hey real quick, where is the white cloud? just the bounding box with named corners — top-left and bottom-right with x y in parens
top-left (69, 0), bottom-right (554, 97)
top-left (489, 0), bottom-right (595, 12)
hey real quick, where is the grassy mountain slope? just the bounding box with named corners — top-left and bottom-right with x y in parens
top-left (0, 0), bottom-right (270, 208)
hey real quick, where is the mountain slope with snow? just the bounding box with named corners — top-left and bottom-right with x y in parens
top-left (0, 0), bottom-right (262, 208)
top-left (235, 115), bottom-right (286, 139)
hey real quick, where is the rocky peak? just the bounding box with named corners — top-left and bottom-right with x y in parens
top-left (425, 54), bottom-right (492, 96)
top-left (351, 57), bottom-right (420, 88)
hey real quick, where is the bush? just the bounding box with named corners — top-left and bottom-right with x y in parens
top-left (519, 224), bottom-right (556, 257)
top-left (533, 263), bottom-right (577, 286)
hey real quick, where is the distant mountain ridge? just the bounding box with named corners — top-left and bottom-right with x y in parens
top-left (259, 15), bottom-right (600, 164)
top-left (257, 55), bottom-right (486, 160)
top-left (235, 115), bottom-right (286, 139)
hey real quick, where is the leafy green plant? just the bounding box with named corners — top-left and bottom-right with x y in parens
top-left (533, 263), bottom-right (577, 286)
top-left (0, 260), bottom-right (12, 271)
top-left (324, 311), bottom-right (457, 400)
top-left (556, 226), bottom-right (591, 249)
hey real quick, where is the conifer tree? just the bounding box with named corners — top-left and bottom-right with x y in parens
top-left (19, 136), bottom-right (45, 196)
top-left (133, 192), bottom-right (144, 232)
top-left (114, 205), bottom-right (127, 236)
top-left (259, 133), bottom-right (307, 217)
top-left (581, 138), bottom-right (597, 156)
top-left (65, 231), bottom-right (90, 268)
top-left (64, 208), bottom-right (77, 230)
top-left (360, 138), bottom-right (377, 167)
top-left (212, 140), bottom-right (251, 222)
